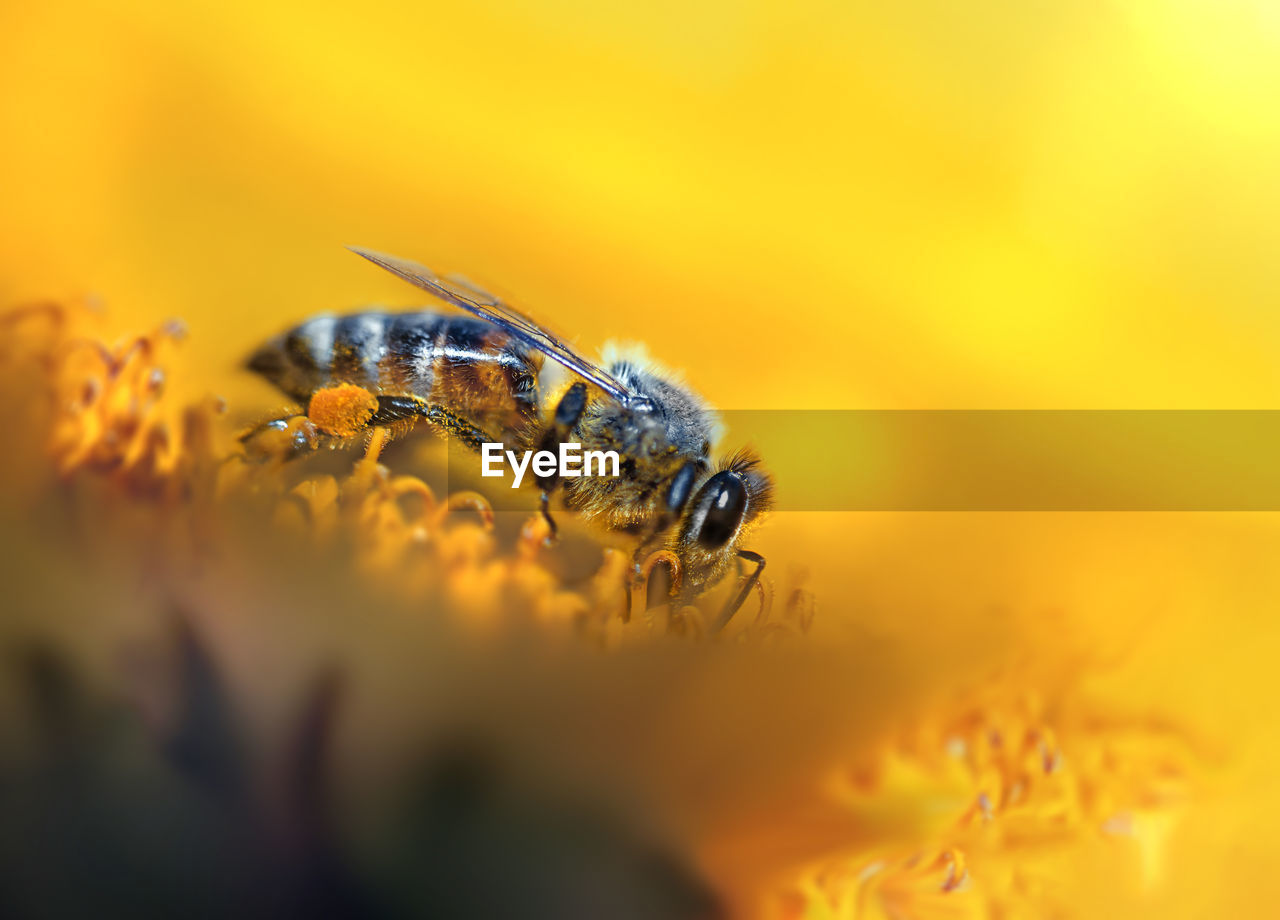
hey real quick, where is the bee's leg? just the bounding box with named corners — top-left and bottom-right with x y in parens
top-left (340, 395), bottom-right (426, 457)
top-left (239, 411), bottom-right (322, 460)
top-left (710, 550), bottom-right (767, 633)
top-left (639, 550), bottom-right (682, 612)
top-left (241, 391), bottom-right (430, 464)
top-left (647, 562), bottom-right (673, 610)
top-left (418, 405), bottom-right (496, 453)
top-left (539, 491), bottom-right (557, 540)
top-left (533, 382), bottom-right (589, 540)
top-left (369, 395), bottom-right (425, 426)
top-left (239, 413), bottom-right (297, 444)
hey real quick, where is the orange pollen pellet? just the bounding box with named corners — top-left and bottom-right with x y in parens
top-left (307, 383), bottom-right (378, 438)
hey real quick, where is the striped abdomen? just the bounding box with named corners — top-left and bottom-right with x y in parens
top-left (248, 311), bottom-right (543, 437)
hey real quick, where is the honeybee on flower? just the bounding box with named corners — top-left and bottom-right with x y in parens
top-left (248, 249), bottom-right (773, 626)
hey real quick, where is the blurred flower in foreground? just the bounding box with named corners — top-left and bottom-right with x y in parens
top-left (0, 302), bottom-right (1202, 919)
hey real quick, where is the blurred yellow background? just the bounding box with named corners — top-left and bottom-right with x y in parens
top-left (5, 0), bottom-right (1280, 412)
top-left (3, 1), bottom-right (1280, 916)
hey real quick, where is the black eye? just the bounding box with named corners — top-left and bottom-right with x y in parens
top-left (693, 471), bottom-right (747, 550)
top-left (666, 461), bottom-right (697, 513)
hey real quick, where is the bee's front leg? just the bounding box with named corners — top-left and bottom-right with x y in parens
top-left (533, 382), bottom-right (588, 540)
top-left (637, 549), bottom-right (682, 614)
top-left (710, 550), bottom-right (767, 633)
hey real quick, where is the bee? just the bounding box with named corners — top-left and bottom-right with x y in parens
top-left (247, 249), bottom-right (773, 626)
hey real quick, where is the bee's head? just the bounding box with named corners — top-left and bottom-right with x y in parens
top-left (673, 449), bottom-right (773, 567)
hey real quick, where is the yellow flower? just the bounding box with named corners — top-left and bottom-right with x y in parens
top-left (0, 301), bottom-right (1226, 918)
top-left (777, 687), bottom-right (1197, 919)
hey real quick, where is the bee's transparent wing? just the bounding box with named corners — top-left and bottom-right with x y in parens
top-left (349, 247), bottom-right (632, 401)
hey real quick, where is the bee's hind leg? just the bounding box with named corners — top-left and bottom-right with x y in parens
top-left (369, 395), bottom-right (425, 426)
top-left (353, 395), bottom-right (422, 458)
top-left (239, 411), bottom-right (323, 460)
top-left (710, 550), bottom-right (767, 633)
top-left (242, 391), bottom-right (424, 462)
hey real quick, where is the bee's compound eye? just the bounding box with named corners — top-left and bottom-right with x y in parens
top-left (693, 471), bottom-right (747, 550)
